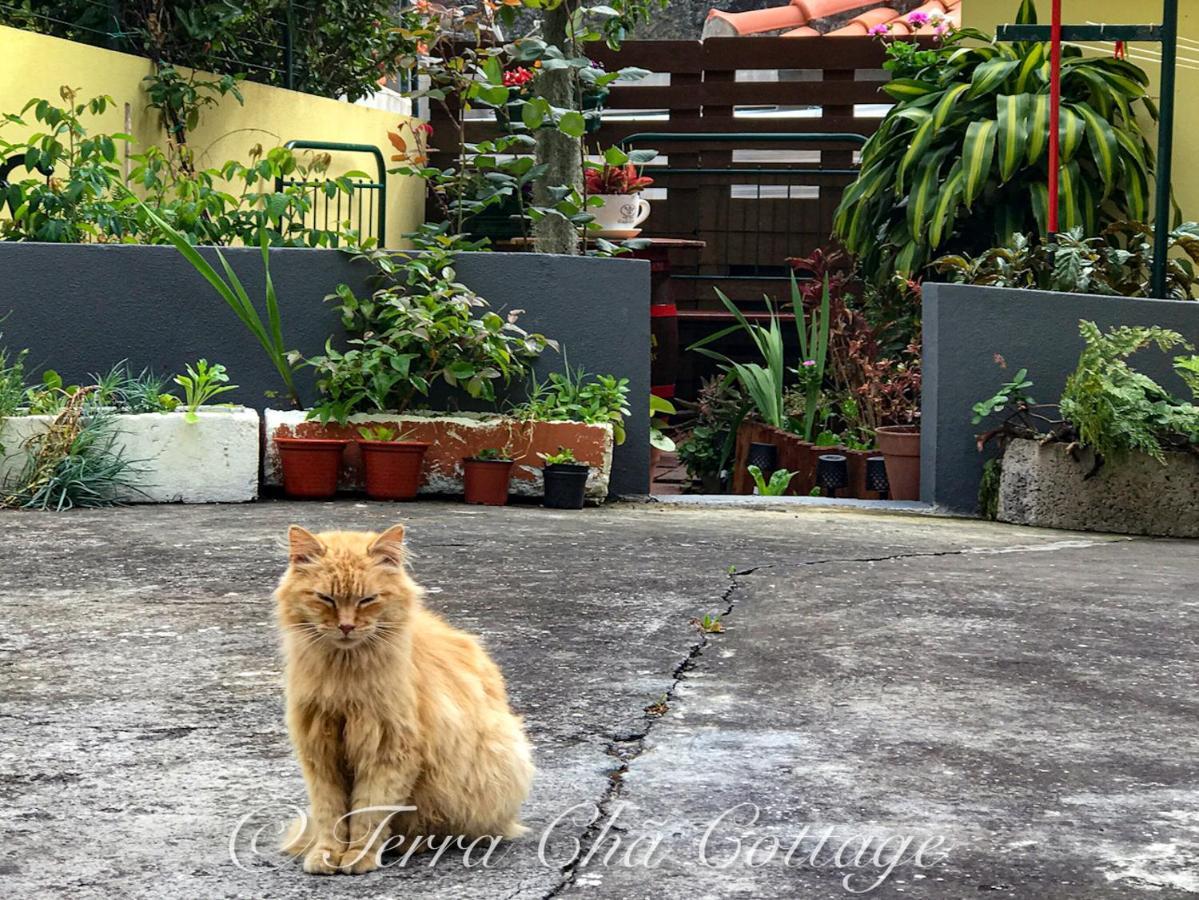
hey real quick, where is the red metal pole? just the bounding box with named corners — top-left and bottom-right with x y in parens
top-left (1047, 0), bottom-right (1063, 234)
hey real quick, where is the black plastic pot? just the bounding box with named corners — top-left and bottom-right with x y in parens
top-left (543, 463), bottom-right (589, 509)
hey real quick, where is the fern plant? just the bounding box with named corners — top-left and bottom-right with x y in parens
top-left (835, 0), bottom-right (1156, 283)
top-left (1060, 321), bottom-right (1199, 462)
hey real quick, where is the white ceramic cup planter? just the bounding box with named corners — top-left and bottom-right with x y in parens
top-left (590, 193), bottom-right (651, 236)
top-left (0, 407), bottom-right (261, 503)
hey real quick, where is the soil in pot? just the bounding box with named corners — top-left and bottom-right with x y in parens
top-left (358, 441), bottom-right (430, 501)
top-left (875, 425), bottom-right (920, 501)
top-left (463, 457), bottom-right (514, 506)
top-left (543, 463), bottom-right (590, 509)
top-left (276, 437), bottom-right (349, 499)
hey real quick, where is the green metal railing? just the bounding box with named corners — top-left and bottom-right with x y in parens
top-left (275, 140), bottom-right (387, 245)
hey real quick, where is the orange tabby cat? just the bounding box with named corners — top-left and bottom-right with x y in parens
top-left (274, 524), bottom-right (534, 875)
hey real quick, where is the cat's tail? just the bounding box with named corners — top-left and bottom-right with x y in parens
top-left (501, 820), bottom-right (530, 840)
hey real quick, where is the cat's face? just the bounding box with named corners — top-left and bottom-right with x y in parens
top-left (275, 524), bottom-right (418, 651)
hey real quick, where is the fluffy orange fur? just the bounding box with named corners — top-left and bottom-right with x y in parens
top-left (274, 524), bottom-right (534, 875)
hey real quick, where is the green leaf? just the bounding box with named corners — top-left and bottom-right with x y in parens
top-left (1014, 42), bottom-right (1046, 93)
top-left (931, 83), bottom-right (972, 129)
top-left (1121, 150), bottom-right (1149, 222)
top-left (1058, 106), bottom-right (1086, 162)
top-left (883, 79), bottom-right (939, 101)
top-left (898, 115), bottom-right (937, 194)
top-left (603, 146), bottom-right (630, 166)
top-left (1025, 93), bottom-right (1050, 163)
top-left (1058, 159), bottom-right (1082, 231)
top-left (558, 111), bottom-right (586, 138)
top-left (967, 59), bottom-right (1020, 100)
top-left (930, 160), bottom-right (965, 249)
top-left (522, 97), bottom-right (548, 130)
top-left (1071, 101), bottom-right (1119, 196)
top-left (962, 119), bottom-right (997, 207)
top-left (907, 147), bottom-right (949, 239)
top-left (996, 94), bottom-right (1031, 182)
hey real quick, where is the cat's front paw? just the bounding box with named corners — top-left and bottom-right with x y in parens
top-left (302, 843), bottom-right (341, 875)
top-left (338, 844), bottom-right (382, 875)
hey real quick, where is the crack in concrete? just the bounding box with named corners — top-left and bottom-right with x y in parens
top-left (542, 570), bottom-right (744, 899)
top-left (537, 536), bottom-right (1135, 898)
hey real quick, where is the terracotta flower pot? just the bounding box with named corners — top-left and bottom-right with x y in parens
top-left (275, 437), bottom-right (349, 499)
top-left (463, 458), bottom-right (514, 506)
top-left (875, 425), bottom-right (921, 501)
top-left (358, 441), bottom-right (430, 501)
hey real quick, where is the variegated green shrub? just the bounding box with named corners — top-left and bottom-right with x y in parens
top-left (834, 0), bottom-right (1156, 285)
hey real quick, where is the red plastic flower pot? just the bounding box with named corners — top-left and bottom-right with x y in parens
top-left (463, 457), bottom-right (514, 506)
top-left (875, 425), bottom-right (921, 501)
top-left (358, 441), bottom-right (430, 501)
top-left (275, 437), bottom-right (349, 499)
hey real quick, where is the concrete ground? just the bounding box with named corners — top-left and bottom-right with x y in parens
top-left (1, 501), bottom-right (1197, 899)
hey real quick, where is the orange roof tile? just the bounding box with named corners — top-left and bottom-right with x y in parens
top-left (704, 0), bottom-right (960, 39)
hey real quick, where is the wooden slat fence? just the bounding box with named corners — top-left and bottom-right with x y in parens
top-left (426, 36), bottom-right (914, 398)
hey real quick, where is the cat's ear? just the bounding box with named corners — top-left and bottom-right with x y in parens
top-left (368, 524), bottom-right (407, 567)
top-left (288, 526), bottom-right (325, 565)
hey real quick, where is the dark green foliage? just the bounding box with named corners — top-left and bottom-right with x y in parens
top-left (1, 1), bottom-right (409, 102)
top-left (972, 368), bottom-right (1034, 425)
top-left (934, 224), bottom-right (1199, 300)
top-left (0, 341), bottom-right (28, 420)
top-left (308, 248), bottom-right (555, 423)
top-left (675, 376), bottom-right (746, 486)
top-left (1060, 321), bottom-right (1199, 462)
top-left (835, 0), bottom-right (1156, 284)
top-left (2, 406), bottom-right (144, 511)
top-left (515, 364), bottom-right (632, 445)
top-left (1, 90), bottom-right (365, 247)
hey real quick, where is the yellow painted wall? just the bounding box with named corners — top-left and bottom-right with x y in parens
top-left (965, 0), bottom-right (1199, 220)
top-left (0, 25), bottom-right (423, 247)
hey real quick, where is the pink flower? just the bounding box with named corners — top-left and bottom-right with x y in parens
top-left (907, 11), bottom-right (930, 26)
top-left (868, 23), bottom-right (892, 36)
top-left (802, 359), bottom-right (817, 368)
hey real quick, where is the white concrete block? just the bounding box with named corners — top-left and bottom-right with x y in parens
top-left (0, 408), bottom-right (260, 504)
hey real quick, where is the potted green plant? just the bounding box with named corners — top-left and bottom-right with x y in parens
top-left (540, 446), bottom-right (590, 509)
top-left (355, 425), bottom-right (430, 501)
top-left (974, 321), bottom-right (1199, 536)
top-left (463, 447), bottom-right (514, 506)
top-left (650, 394), bottom-right (676, 472)
top-left (584, 155), bottom-right (654, 238)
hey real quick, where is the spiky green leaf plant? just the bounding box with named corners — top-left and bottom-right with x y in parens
top-left (834, 0), bottom-right (1156, 285)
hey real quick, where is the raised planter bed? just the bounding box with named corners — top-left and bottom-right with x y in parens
top-left (0, 244), bottom-right (651, 497)
top-left (0, 408), bottom-right (260, 503)
top-left (922, 282), bottom-right (1199, 512)
top-left (731, 420), bottom-right (881, 498)
top-left (997, 438), bottom-right (1199, 538)
top-left (263, 410), bottom-right (615, 501)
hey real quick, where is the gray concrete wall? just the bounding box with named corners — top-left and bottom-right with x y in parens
top-left (0, 244), bottom-right (650, 496)
top-left (922, 282), bottom-right (1199, 513)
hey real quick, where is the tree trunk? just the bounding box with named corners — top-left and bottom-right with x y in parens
top-left (532, 3), bottom-right (581, 255)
